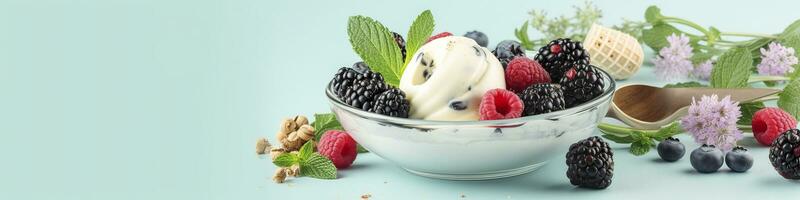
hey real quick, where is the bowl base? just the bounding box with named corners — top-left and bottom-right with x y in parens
top-left (402, 162), bottom-right (548, 181)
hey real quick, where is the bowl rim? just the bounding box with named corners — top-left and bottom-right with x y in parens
top-left (325, 67), bottom-right (616, 126)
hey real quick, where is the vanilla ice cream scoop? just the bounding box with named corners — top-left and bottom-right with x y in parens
top-left (400, 36), bottom-right (505, 121)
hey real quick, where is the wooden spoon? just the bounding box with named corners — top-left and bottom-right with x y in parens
top-left (607, 84), bottom-right (781, 129)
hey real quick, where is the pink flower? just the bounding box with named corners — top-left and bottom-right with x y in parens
top-left (653, 34), bottom-right (693, 81)
top-left (680, 95), bottom-right (742, 152)
top-left (692, 60), bottom-right (713, 81)
top-left (758, 42), bottom-right (797, 76)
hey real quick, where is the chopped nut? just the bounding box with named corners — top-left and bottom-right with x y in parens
top-left (286, 164), bottom-right (301, 177)
top-left (361, 194), bottom-right (372, 200)
top-left (273, 168), bottom-right (287, 183)
top-left (294, 115), bottom-right (309, 126)
top-left (256, 137), bottom-right (271, 155)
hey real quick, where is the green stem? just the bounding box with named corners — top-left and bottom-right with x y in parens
top-left (737, 124), bottom-right (753, 132)
top-left (661, 17), bottom-right (710, 36)
top-left (748, 75), bottom-right (791, 83)
top-left (598, 123), bottom-right (660, 135)
top-left (720, 32), bottom-right (778, 39)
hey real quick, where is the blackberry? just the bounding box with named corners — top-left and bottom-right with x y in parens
top-left (464, 30), bottom-right (488, 47)
top-left (492, 40), bottom-right (526, 69)
top-left (534, 38), bottom-right (590, 81)
top-left (342, 71), bottom-right (388, 110)
top-left (330, 67), bottom-right (360, 98)
top-left (769, 129), bottom-right (800, 179)
top-left (352, 61), bottom-right (370, 74)
top-left (559, 64), bottom-right (605, 108)
top-left (392, 32), bottom-right (407, 61)
top-left (369, 88), bottom-right (410, 118)
top-left (566, 136), bottom-right (614, 189)
top-left (517, 84), bottom-right (565, 116)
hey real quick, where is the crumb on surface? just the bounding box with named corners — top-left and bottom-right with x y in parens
top-left (361, 194), bottom-right (372, 200)
top-left (460, 194), bottom-right (466, 198)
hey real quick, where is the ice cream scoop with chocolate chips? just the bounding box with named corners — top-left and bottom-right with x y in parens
top-left (400, 36), bottom-right (505, 121)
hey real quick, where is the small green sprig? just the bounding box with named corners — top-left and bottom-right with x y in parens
top-left (516, 0), bottom-right (604, 50)
top-left (598, 121), bottom-right (683, 156)
top-left (347, 10), bottom-right (434, 87)
top-left (273, 141), bottom-right (338, 179)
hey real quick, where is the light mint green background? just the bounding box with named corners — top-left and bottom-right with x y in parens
top-left (3, 0), bottom-right (800, 199)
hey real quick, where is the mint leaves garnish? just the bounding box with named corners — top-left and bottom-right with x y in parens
top-left (272, 141), bottom-right (338, 180)
top-left (348, 16), bottom-right (404, 87)
top-left (710, 47), bottom-right (753, 88)
top-left (404, 10), bottom-right (434, 65)
top-left (778, 79), bottom-right (800, 121)
top-left (599, 122), bottom-right (683, 156)
top-left (312, 113), bottom-right (343, 141)
top-left (347, 10), bottom-right (436, 87)
top-left (300, 153), bottom-right (338, 179)
top-left (663, 81), bottom-right (706, 88)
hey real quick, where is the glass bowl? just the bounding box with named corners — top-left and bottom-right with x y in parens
top-left (325, 69), bottom-right (615, 180)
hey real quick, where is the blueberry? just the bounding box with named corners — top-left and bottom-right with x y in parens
top-left (690, 144), bottom-right (724, 173)
top-left (464, 30), bottom-right (489, 47)
top-left (725, 146), bottom-right (753, 172)
top-left (657, 137), bottom-right (685, 162)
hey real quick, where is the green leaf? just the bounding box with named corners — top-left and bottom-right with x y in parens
top-left (644, 6), bottom-right (662, 23)
top-left (298, 140), bottom-right (315, 161)
top-left (738, 102), bottom-right (766, 125)
top-left (778, 79), bottom-right (800, 121)
top-left (357, 144), bottom-right (369, 153)
top-left (782, 19), bottom-right (800, 37)
top-left (663, 81), bottom-right (707, 88)
top-left (630, 140), bottom-right (653, 156)
top-left (710, 47), bottom-right (753, 88)
top-left (300, 153), bottom-right (338, 179)
top-left (313, 113), bottom-right (343, 141)
top-left (273, 153), bottom-right (299, 167)
top-left (653, 122), bottom-right (683, 141)
top-left (602, 134), bottom-right (636, 144)
top-left (348, 15), bottom-right (404, 87)
top-left (404, 10), bottom-right (434, 65)
top-left (515, 21), bottom-right (535, 50)
top-left (642, 23), bottom-right (682, 51)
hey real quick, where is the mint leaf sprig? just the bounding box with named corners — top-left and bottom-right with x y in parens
top-left (347, 10), bottom-right (435, 87)
top-left (273, 141), bottom-right (338, 179)
top-left (598, 121), bottom-right (683, 156)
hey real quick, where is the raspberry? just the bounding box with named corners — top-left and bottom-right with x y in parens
top-left (479, 89), bottom-right (524, 120)
top-left (318, 130), bottom-right (358, 169)
top-left (505, 57), bottom-right (551, 93)
top-left (425, 32), bottom-right (453, 43)
top-left (752, 107), bottom-right (798, 146)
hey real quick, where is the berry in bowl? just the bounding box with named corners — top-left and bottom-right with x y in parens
top-left (326, 36), bottom-right (615, 180)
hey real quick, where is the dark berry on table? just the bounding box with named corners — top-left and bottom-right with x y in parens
top-left (352, 61), bottom-right (370, 74)
top-left (392, 32), bottom-right (407, 61)
top-left (534, 38), bottom-right (590, 81)
top-left (559, 64), bottom-right (605, 108)
top-left (368, 88), bottom-right (410, 118)
top-left (657, 137), bottom-right (685, 162)
top-left (517, 84), bottom-right (565, 116)
top-left (505, 57), bottom-right (551, 93)
top-left (690, 144), bottom-right (724, 173)
top-left (566, 136), bottom-right (614, 189)
top-left (330, 67), bottom-right (360, 98)
top-left (342, 71), bottom-right (388, 111)
top-left (725, 146), bottom-right (753, 173)
top-left (492, 40), bottom-right (526, 69)
top-left (769, 129), bottom-right (800, 179)
top-left (478, 89), bottom-right (524, 120)
top-left (463, 30), bottom-right (489, 47)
